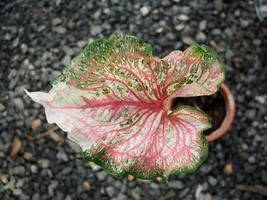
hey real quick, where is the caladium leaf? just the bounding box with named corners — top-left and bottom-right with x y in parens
top-left (26, 34), bottom-right (224, 179)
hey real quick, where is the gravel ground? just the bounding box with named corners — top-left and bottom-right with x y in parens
top-left (1, 0), bottom-right (267, 199)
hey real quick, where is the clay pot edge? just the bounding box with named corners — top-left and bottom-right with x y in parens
top-left (206, 83), bottom-right (235, 142)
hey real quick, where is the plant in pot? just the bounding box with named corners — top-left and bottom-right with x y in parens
top-left (26, 34), bottom-right (235, 179)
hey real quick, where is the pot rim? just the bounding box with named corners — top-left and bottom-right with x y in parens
top-left (206, 83), bottom-right (235, 142)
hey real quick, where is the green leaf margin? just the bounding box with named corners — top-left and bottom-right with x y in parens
top-left (51, 34), bottom-right (152, 86)
top-left (186, 43), bottom-right (225, 94)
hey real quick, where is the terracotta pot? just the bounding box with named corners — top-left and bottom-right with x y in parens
top-left (206, 84), bottom-right (235, 142)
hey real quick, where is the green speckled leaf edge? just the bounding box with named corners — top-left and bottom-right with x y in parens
top-left (51, 34), bottom-right (152, 86)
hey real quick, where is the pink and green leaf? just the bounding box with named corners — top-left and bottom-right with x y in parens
top-left (26, 34), bottom-right (224, 179)
top-left (164, 44), bottom-right (225, 98)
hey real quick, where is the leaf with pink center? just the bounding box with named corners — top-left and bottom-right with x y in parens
top-left (26, 34), bottom-right (224, 179)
